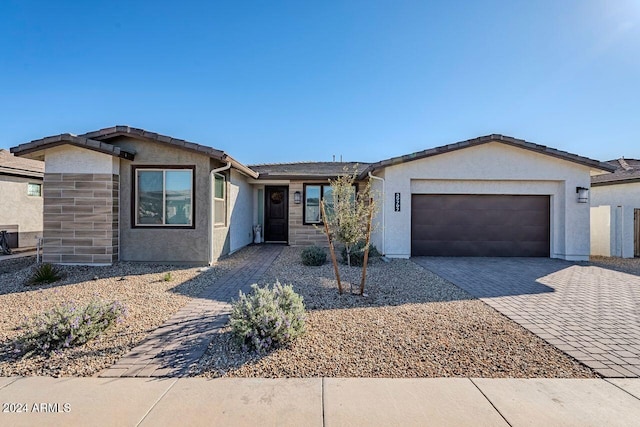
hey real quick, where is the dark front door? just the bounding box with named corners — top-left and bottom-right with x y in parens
top-left (411, 194), bottom-right (550, 257)
top-left (265, 186), bottom-right (288, 242)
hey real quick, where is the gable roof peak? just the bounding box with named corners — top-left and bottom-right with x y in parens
top-left (359, 134), bottom-right (616, 178)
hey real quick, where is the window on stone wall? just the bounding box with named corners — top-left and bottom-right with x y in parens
top-left (134, 167), bottom-right (194, 227)
top-left (214, 173), bottom-right (226, 227)
top-left (303, 183), bottom-right (357, 225)
top-left (304, 184), bottom-right (329, 224)
top-left (27, 183), bottom-right (42, 197)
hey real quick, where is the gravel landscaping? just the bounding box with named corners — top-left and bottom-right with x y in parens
top-left (193, 247), bottom-right (596, 378)
top-left (590, 256), bottom-right (640, 276)
top-left (0, 252), bottom-right (250, 377)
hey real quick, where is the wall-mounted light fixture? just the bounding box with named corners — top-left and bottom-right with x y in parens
top-left (294, 191), bottom-right (302, 204)
top-left (576, 187), bottom-right (589, 203)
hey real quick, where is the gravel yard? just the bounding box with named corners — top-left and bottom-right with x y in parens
top-left (194, 247), bottom-right (595, 378)
top-left (0, 252), bottom-right (248, 377)
top-left (590, 256), bottom-right (640, 276)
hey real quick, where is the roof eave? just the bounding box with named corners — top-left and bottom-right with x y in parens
top-left (223, 154), bottom-right (259, 179)
top-left (591, 177), bottom-right (640, 187)
top-left (81, 126), bottom-right (260, 176)
top-left (11, 134), bottom-right (135, 161)
top-left (0, 167), bottom-right (44, 179)
top-left (82, 126), bottom-right (228, 160)
top-left (360, 135), bottom-right (617, 176)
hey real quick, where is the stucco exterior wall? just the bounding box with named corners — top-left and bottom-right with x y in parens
top-left (45, 145), bottom-right (119, 174)
top-left (375, 142), bottom-right (593, 261)
top-left (369, 171), bottom-right (385, 254)
top-left (591, 182), bottom-right (640, 258)
top-left (112, 138), bottom-right (212, 264)
top-left (0, 175), bottom-right (43, 248)
top-left (229, 169), bottom-right (254, 253)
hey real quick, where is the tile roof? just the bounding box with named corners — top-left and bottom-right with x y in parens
top-left (10, 126), bottom-right (257, 178)
top-left (10, 133), bottom-right (135, 160)
top-left (591, 158), bottom-right (640, 186)
top-left (358, 134), bottom-right (616, 179)
top-left (0, 149), bottom-right (44, 178)
top-left (249, 162), bottom-right (368, 180)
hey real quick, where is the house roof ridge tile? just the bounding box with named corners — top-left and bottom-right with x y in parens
top-left (248, 160), bottom-right (367, 167)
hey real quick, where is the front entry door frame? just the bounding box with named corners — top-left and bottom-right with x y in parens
top-left (264, 186), bottom-right (289, 243)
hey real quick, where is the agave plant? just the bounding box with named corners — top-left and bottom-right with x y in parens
top-left (28, 263), bottom-right (63, 285)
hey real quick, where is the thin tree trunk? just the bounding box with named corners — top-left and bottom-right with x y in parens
top-left (360, 198), bottom-right (374, 295)
top-left (321, 201), bottom-right (342, 294)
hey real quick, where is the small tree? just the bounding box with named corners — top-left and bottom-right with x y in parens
top-left (320, 168), bottom-right (377, 295)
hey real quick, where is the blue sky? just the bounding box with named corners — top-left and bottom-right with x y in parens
top-left (1, 0), bottom-right (638, 164)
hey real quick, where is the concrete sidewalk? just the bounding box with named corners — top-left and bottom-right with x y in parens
top-left (1, 377), bottom-right (639, 426)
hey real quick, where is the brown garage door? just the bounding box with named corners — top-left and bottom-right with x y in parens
top-left (411, 194), bottom-right (550, 257)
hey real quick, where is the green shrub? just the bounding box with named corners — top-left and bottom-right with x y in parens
top-left (301, 246), bottom-right (327, 266)
top-left (230, 281), bottom-right (306, 354)
top-left (341, 241), bottom-right (381, 267)
top-left (28, 263), bottom-right (63, 285)
top-left (163, 272), bottom-right (172, 282)
top-left (15, 299), bottom-right (127, 357)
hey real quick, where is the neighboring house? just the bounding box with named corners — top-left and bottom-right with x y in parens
top-left (10, 127), bottom-right (615, 265)
top-left (0, 149), bottom-right (44, 249)
top-left (590, 158), bottom-right (640, 258)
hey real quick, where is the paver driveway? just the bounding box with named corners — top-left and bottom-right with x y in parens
top-left (412, 257), bottom-right (640, 378)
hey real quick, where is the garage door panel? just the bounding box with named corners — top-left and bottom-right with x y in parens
top-left (414, 224), bottom-right (539, 242)
top-left (411, 194), bottom-right (550, 257)
top-left (511, 225), bottom-right (550, 241)
top-left (412, 240), bottom-right (546, 257)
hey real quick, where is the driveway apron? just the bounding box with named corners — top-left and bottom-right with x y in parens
top-left (100, 245), bottom-right (283, 378)
top-left (413, 257), bottom-right (640, 378)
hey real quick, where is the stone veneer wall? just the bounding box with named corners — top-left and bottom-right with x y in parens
top-left (287, 180), bottom-right (365, 247)
top-left (288, 181), bottom-right (327, 246)
top-left (42, 173), bottom-right (118, 264)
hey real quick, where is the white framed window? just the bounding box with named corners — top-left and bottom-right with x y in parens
top-left (214, 173), bottom-right (226, 227)
top-left (134, 166), bottom-right (194, 227)
top-left (27, 183), bottom-right (42, 197)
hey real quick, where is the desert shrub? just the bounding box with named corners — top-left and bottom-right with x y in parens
top-left (341, 241), bottom-right (381, 267)
top-left (15, 299), bottom-right (127, 357)
top-left (301, 246), bottom-right (327, 266)
top-left (163, 272), bottom-right (172, 282)
top-left (230, 281), bottom-right (306, 354)
top-left (28, 263), bottom-right (63, 285)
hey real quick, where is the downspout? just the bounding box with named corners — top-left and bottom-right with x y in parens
top-left (209, 162), bottom-right (231, 265)
top-left (368, 172), bottom-right (385, 256)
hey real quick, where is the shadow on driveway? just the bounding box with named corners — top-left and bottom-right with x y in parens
top-left (412, 256), bottom-right (640, 378)
top-left (411, 257), bottom-right (572, 298)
